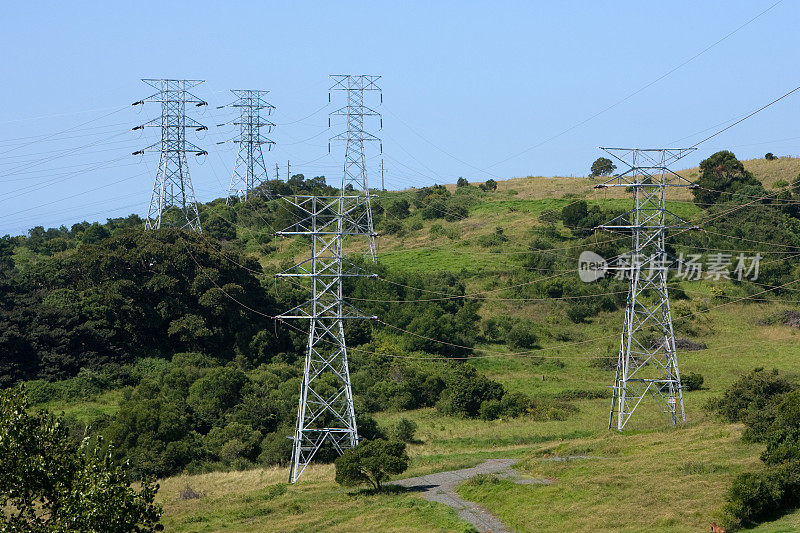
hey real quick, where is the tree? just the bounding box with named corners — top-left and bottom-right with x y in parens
top-left (456, 177), bottom-right (469, 188)
top-left (479, 179), bottom-right (497, 191)
top-left (561, 200), bottom-right (588, 229)
top-left (0, 387), bottom-right (163, 531)
top-left (81, 223), bottom-right (110, 244)
top-left (391, 418), bottom-right (418, 443)
top-left (334, 439), bottom-right (409, 493)
top-left (590, 157), bottom-right (616, 177)
top-left (691, 151), bottom-right (766, 206)
top-left (765, 153), bottom-right (777, 161)
top-left (385, 199), bottom-right (411, 220)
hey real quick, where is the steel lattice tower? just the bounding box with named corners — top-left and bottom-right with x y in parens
top-left (276, 195), bottom-right (377, 483)
top-left (276, 75), bottom-right (382, 483)
top-left (217, 90), bottom-right (275, 202)
top-left (595, 147), bottom-right (697, 430)
top-left (133, 79), bottom-right (208, 232)
top-left (329, 74), bottom-right (382, 260)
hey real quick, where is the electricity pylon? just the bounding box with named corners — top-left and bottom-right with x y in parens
top-left (594, 147), bottom-right (697, 430)
top-left (217, 90), bottom-right (275, 202)
top-left (133, 79), bottom-right (207, 232)
top-left (276, 195), bottom-right (377, 483)
top-left (329, 74), bottom-right (382, 260)
top-left (276, 76), bottom-right (382, 483)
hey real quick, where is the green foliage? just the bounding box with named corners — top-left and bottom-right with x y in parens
top-left (104, 359), bottom-right (299, 479)
top-left (385, 199), bottom-right (411, 220)
top-left (714, 369), bottom-right (800, 528)
top-left (391, 418), bottom-right (418, 443)
top-left (682, 372), bottom-right (704, 392)
top-left (723, 462), bottom-right (800, 529)
top-left (456, 177), bottom-right (469, 188)
top-left (436, 366), bottom-right (504, 418)
top-left (505, 321), bottom-right (539, 350)
top-left (590, 157), bottom-right (616, 177)
top-left (0, 387), bottom-right (162, 531)
top-left (765, 152), bottom-right (777, 160)
top-left (82, 222), bottom-right (110, 244)
top-left (691, 151), bottom-right (767, 206)
top-left (709, 367), bottom-right (795, 440)
top-left (0, 229), bottom-right (287, 385)
top-left (479, 179), bottom-right (497, 191)
top-left (762, 428), bottom-right (800, 465)
top-left (334, 439), bottom-right (410, 492)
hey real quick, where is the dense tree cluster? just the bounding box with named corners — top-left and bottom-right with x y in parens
top-left (709, 368), bottom-right (800, 528)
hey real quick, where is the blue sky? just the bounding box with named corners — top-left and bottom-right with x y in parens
top-left (0, 1), bottom-right (797, 235)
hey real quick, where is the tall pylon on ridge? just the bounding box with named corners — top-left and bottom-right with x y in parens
top-left (276, 76), bottom-right (382, 483)
top-left (133, 79), bottom-right (208, 233)
top-left (594, 147), bottom-right (698, 431)
top-left (329, 74), bottom-right (382, 260)
top-left (275, 195), bottom-right (378, 483)
top-left (217, 90), bottom-right (275, 203)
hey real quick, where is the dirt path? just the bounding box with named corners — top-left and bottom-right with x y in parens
top-left (391, 458), bottom-right (552, 533)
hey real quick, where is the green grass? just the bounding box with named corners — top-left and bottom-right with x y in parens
top-left (39, 389), bottom-right (124, 423)
top-left (157, 468), bottom-right (475, 533)
top-left (37, 160), bottom-right (800, 531)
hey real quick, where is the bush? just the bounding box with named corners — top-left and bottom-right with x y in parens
top-left (765, 152), bottom-right (777, 161)
top-left (385, 199), bottom-right (410, 220)
top-left (692, 151), bottom-right (767, 206)
top-left (506, 321), bottom-right (538, 350)
top-left (682, 372), bottom-right (704, 391)
top-left (334, 439), bottom-right (409, 492)
top-left (566, 303), bottom-right (596, 323)
top-left (391, 418), bottom-right (418, 443)
top-left (762, 428), bottom-right (800, 465)
top-left (711, 368), bottom-right (795, 426)
top-left (479, 399), bottom-right (503, 421)
top-left (479, 179), bottom-right (497, 191)
top-left (456, 177), bottom-right (469, 188)
top-left (436, 366), bottom-right (504, 418)
top-left (382, 220), bottom-right (403, 235)
top-left (723, 463), bottom-right (800, 528)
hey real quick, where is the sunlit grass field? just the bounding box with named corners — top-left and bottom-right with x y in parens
top-left (41, 158), bottom-right (800, 531)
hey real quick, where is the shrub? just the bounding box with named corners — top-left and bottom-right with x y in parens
top-left (762, 428), bottom-right (800, 465)
top-left (456, 177), bottom-right (469, 188)
top-left (566, 303), bottom-right (596, 323)
top-left (479, 399), bottom-right (503, 421)
top-left (385, 199), bottom-right (410, 219)
top-left (334, 439), bottom-right (410, 492)
top-left (765, 152), bottom-right (777, 161)
top-left (391, 418), bottom-right (418, 443)
top-left (382, 220), bottom-right (403, 235)
top-left (506, 321), bottom-right (538, 350)
top-left (436, 366), bottom-right (504, 418)
top-left (479, 179), bottom-right (497, 191)
top-left (692, 151), bottom-right (767, 206)
top-left (711, 368), bottom-right (794, 426)
top-left (723, 463), bottom-right (800, 528)
top-left (682, 372), bottom-right (704, 391)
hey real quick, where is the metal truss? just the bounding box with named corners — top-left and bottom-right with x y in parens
top-left (133, 79), bottom-right (207, 232)
top-left (329, 74), bottom-right (382, 260)
top-left (217, 90), bottom-right (275, 203)
top-left (276, 196), bottom-right (378, 483)
top-left (595, 147), bottom-right (697, 430)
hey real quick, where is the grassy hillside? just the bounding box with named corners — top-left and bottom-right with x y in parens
top-left (140, 157), bottom-right (800, 532)
top-left (147, 298), bottom-right (800, 532)
top-left (15, 156), bottom-right (800, 531)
